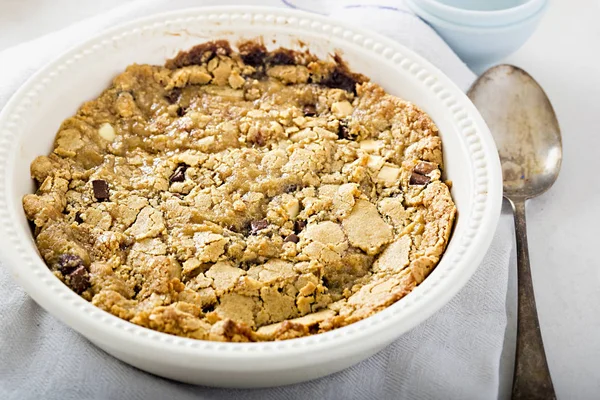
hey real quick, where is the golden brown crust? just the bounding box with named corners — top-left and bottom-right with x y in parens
top-left (23, 40), bottom-right (456, 341)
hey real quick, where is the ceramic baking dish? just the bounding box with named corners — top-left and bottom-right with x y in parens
top-left (0, 6), bottom-right (502, 388)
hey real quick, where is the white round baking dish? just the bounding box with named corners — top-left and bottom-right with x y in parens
top-left (0, 6), bottom-right (502, 388)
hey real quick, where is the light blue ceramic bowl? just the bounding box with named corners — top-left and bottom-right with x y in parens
top-left (406, 0), bottom-right (548, 72)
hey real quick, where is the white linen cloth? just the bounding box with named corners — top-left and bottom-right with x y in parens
top-left (0, 1), bottom-right (514, 399)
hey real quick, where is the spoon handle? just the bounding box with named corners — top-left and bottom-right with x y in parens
top-left (511, 199), bottom-right (556, 400)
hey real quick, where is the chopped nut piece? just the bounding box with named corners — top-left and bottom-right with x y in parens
top-left (331, 101), bottom-right (354, 118)
top-left (197, 136), bottom-right (215, 147)
top-left (367, 155), bottom-right (384, 171)
top-left (360, 140), bottom-right (384, 153)
top-left (377, 165), bottom-right (401, 185)
top-left (98, 123), bottom-right (116, 142)
top-left (282, 198), bottom-right (300, 219)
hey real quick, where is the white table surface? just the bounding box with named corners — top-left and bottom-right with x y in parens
top-left (1, 0), bottom-right (599, 399)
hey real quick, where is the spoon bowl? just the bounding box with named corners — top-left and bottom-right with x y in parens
top-left (468, 64), bottom-right (561, 400)
top-left (468, 65), bottom-right (562, 200)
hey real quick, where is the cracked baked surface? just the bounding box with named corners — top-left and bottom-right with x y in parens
top-left (23, 41), bottom-right (456, 342)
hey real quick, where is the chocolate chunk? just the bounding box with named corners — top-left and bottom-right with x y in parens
top-left (414, 161), bottom-right (437, 175)
top-left (250, 219), bottom-right (269, 234)
top-left (67, 265), bottom-right (90, 294)
top-left (303, 104), bottom-right (317, 117)
top-left (57, 254), bottom-right (84, 275)
top-left (92, 180), bottom-right (110, 201)
top-left (294, 220), bottom-right (306, 233)
top-left (57, 255), bottom-right (91, 294)
top-left (166, 40), bottom-right (232, 68)
top-left (202, 303), bottom-right (216, 314)
top-left (308, 324), bottom-right (320, 334)
top-left (338, 120), bottom-right (351, 140)
top-left (321, 68), bottom-right (357, 94)
top-left (248, 132), bottom-right (265, 146)
top-left (284, 184), bottom-right (298, 193)
top-left (169, 164), bottom-right (187, 183)
top-left (270, 49), bottom-right (295, 65)
top-left (409, 172), bottom-right (431, 186)
top-left (176, 106), bottom-right (185, 117)
top-left (74, 213), bottom-right (83, 224)
top-left (240, 44), bottom-right (267, 67)
top-left (284, 233), bottom-right (300, 243)
top-left (165, 88), bottom-right (181, 104)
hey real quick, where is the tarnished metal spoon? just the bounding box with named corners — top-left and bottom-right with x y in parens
top-left (468, 65), bottom-right (561, 400)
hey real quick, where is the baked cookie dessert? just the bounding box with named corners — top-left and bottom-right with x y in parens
top-left (23, 41), bottom-right (456, 342)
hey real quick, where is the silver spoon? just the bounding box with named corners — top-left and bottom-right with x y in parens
top-left (468, 65), bottom-right (561, 400)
